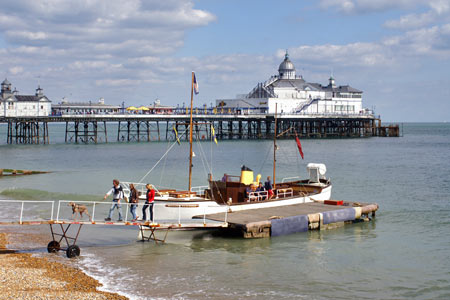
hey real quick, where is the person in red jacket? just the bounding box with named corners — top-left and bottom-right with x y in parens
top-left (142, 184), bottom-right (155, 223)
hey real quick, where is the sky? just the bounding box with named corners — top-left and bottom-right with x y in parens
top-left (1, 0), bottom-right (450, 122)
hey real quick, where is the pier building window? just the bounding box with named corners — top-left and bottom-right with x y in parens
top-left (335, 105), bottom-right (355, 112)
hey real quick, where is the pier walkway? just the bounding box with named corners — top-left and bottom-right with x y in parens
top-left (0, 199), bottom-right (228, 257)
top-left (0, 113), bottom-right (400, 144)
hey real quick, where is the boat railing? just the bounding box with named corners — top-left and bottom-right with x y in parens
top-left (120, 182), bottom-right (161, 198)
top-left (276, 188), bottom-right (293, 198)
top-left (281, 176), bottom-right (300, 183)
top-left (0, 200), bottom-right (54, 223)
top-left (163, 203), bottom-right (229, 225)
top-left (190, 185), bottom-right (208, 194)
top-left (223, 175), bottom-right (240, 183)
top-left (248, 191), bottom-right (268, 202)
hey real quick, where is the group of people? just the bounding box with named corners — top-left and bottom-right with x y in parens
top-left (245, 176), bottom-right (274, 201)
top-left (104, 179), bottom-right (155, 223)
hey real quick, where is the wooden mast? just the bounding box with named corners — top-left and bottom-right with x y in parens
top-left (273, 103), bottom-right (277, 189)
top-left (188, 72), bottom-right (195, 196)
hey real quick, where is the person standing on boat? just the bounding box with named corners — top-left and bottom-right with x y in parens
top-left (265, 176), bottom-right (274, 200)
top-left (104, 179), bottom-right (124, 222)
top-left (222, 173), bottom-right (228, 182)
top-left (129, 183), bottom-right (139, 221)
top-left (142, 184), bottom-right (155, 223)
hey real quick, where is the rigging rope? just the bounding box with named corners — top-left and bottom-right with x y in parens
top-left (257, 141), bottom-right (273, 177)
top-left (158, 138), bottom-right (171, 187)
top-left (137, 126), bottom-right (188, 184)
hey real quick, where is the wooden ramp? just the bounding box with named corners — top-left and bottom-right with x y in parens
top-left (196, 201), bottom-right (378, 238)
top-left (0, 199), bottom-right (228, 258)
top-left (0, 219), bottom-right (228, 258)
top-left (0, 220), bottom-right (226, 229)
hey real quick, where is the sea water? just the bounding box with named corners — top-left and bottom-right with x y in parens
top-left (0, 123), bottom-right (449, 299)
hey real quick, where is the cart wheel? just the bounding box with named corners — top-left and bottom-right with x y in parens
top-left (47, 241), bottom-right (60, 253)
top-left (66, 245), bottom-right (81, 258)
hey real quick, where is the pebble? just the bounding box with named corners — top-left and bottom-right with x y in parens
top-left (0, 232), bottom-right (128, 300)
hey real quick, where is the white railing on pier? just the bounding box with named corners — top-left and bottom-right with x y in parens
top-left (0, 200), bottom-right (54, 223)
top-left (295, 97), bottom-right (319, 113)
top-left (0, 199), bottom-right (228, 227)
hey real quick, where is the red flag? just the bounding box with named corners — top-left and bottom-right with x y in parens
top-left (295, 136), bottom-right (304, 159)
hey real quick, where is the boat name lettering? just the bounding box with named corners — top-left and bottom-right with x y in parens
top-left (165, 204), bottom-right (200, 208)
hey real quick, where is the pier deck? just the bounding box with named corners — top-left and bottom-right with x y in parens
top-left (0, 113), bottom-right (399, 144)
top-left (197, 201), bottom-right (378, 238)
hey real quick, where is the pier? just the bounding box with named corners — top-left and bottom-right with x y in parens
top-left (198, 200), bottom-right (378, 238)
top-left (0, 113), bottom-right (400, 144)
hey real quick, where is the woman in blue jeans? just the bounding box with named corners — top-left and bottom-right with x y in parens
top-left (129, 183), bottom-right (139, 221)
top-left (142, 184), bottom-right (155, 223)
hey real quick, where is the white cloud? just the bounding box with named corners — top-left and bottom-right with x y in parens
top-left (383, 24), bottom-right (450, 55)
top-left (0, 0), bottom-right (216, 97)
top-left (384, 12), bottom-right (435, 30)
top-left (0, 0), bottom-right (448, 121)
top-left (287, 43), bottom-right (391, 67)
top-left (9, 66), bottom-right (24, 75)
top-left (430, 0), bottom-right (450, 15)
top-left (384, 0), bottom-right (450, 29)
top-left (316, 0), bottom-right (450, 61)
top-left (7, 30), bottom-right (49, 40)
top-left (319, 0), bottom-right (420, 14)
top-left (0, 0), bottom-right (215, 54)
top-left (95, 78), bottom-right (140, 87)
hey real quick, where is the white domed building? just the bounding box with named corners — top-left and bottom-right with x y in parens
top-left (216, 51), bottom-right (365, 115)
top-left (1, 79), bottom-right (52, 117)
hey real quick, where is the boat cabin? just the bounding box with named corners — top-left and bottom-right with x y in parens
top-left (207, 164), bottom-right (329, 204)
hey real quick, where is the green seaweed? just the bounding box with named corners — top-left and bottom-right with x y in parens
top-left (0, 188), bottom-right (101, 202)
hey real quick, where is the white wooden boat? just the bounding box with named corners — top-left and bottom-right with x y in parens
top-left (122, 163), bottom-right (331, 222)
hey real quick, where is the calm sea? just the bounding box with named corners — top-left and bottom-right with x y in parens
top-left (0, 122), bottom-right (449, 300)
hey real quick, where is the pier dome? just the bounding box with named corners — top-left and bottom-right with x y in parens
top-left (1, 78), bottom-right (12, 92)
top-left (1, 78), bottom-right (12, 97)
top-left (278, 51), bottom-right (296, 79)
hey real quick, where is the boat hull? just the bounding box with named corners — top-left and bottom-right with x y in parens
top-left (150, 184), bottom-right (332, 222)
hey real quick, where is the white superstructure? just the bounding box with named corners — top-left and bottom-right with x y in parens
top-left (0, 79), bottom-right (52, 117)
top-left (217, 51), bottom-right (366, 115)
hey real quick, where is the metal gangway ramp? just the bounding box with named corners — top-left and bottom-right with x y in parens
top-left (0, 200), bottom-right (228, 258)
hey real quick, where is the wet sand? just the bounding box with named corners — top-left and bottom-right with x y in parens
top-left (0, 231), bottom-right (128, 300)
